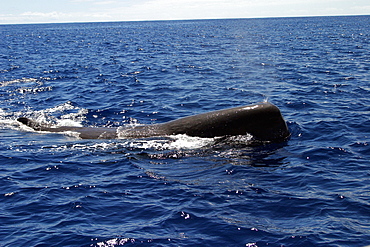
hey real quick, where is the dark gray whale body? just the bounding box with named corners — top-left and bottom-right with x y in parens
top-left (17, 102), bottom-right (290, 143)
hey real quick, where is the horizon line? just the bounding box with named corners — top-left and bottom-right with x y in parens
top-left (1, 14), bottom-right (369, 26)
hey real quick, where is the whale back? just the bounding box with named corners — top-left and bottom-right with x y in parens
top-left (158, 102), bottom-right (290, 142)
top-left (18, 102), bottom-right (290, 142)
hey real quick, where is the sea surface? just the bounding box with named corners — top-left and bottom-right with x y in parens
top-left (1, 16), bottom-right (370, 247)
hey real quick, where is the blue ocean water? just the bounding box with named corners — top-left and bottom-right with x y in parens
top-left (1, 16), bottom-right (370, 246)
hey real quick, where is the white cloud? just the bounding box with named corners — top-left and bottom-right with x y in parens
top-left (350, 5), bottom-right (370, 14)
top-left (70, 0), bottom-right (95, 2)
top-left (94, 0), bottom-right (118, 5)
top-left (92, 0), bottom-right (349, 22)
top-left (0, 11), bottom-right (111, 24)
top-left (96, 0), bottom-right (266, 21)
top-left (20, 11), bottom-right (63, 18)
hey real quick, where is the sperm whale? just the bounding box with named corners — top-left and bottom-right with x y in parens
top-left (17, 102), bottom-right (290, 142)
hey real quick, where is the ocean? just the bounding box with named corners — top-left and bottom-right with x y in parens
top-left (1, 16), bottom-right (369, 246)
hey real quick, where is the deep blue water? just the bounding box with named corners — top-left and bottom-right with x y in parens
top-left (1, 16), bottom-right (370, 247)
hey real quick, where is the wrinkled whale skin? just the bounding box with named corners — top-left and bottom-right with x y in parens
top-left (17, 102), bottom-right (290, 142)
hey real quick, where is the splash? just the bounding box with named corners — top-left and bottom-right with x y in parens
top-left (123, 134), bottom-right (214, 150)
top-left (0, 101), bottom-right (87, 131)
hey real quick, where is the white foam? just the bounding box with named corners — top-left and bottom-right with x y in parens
top-left (34, 102), bottom-right (87, 126)
top-left (45, 101), bottom-right (76, 113)
top-left (120, 134), bottom-right (215, 150)
top-left (226, 133), bottom-right (254, 143)
top-left (0, 78), bottom-right (38, 87)
top-left (0, 118), bottom-right (20, 129)
top-left (56, 119), bottom-right (83, 127)
top-left (167, 134), bottom-right (214, 149)
top-left (0, 99), bottom-right (88, 133)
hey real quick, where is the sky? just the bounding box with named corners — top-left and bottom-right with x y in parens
top-left (1, 0), bottom-right (369, 24)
